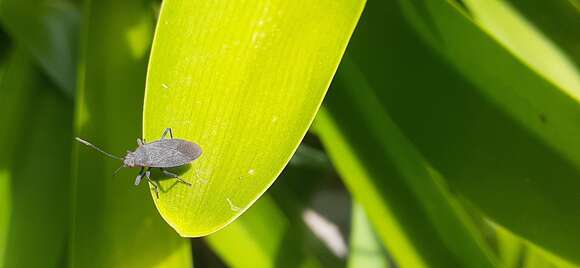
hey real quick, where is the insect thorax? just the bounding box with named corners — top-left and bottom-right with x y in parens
top-left (126, 148), bottom-right (151, 167)
top-left (124, 152), bottom-right (137, 167)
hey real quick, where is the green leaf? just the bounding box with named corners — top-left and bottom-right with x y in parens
top-left (0, 0), bottom-right (80, 96)
top-left (396, 0), bottom-right (580, 263)
top-left (347, 202), bottom-right (389, 268)
top-left (143, 0), bottom-right (365, 236)
top-left (0, 47), bottom-right (72, 268)
top-left (70, 0), bottom-right (190, 267)
top-left (314, 59), bottom-right (496, 268)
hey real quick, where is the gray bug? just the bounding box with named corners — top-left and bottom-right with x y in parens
top-left (75, 128), bottom-right (202, 198)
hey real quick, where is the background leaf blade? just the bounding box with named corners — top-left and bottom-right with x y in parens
top-left (0, 44), bottom-right (72, 268)
top-left (377, 0), bottom-right (580, 263)
top-left (315, 59), bottom-right (496, 267)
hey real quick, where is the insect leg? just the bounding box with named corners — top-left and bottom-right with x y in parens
top-left (134, 167), bottom-right (145, 186)
top-left (137, 138), bottom-right (144, 146)
top-left (144, 169), bottom-right (159, 198)
top-left (161, 168), bottom-right (192, 187)
top-left (161, 128), bottom-right (173, 140)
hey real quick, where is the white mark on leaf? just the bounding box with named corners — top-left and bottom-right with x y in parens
top-left (248, 169), bottom-right (255, 176)
top-left (251, 32), bottom-right (266, 48)
top-left (250, 4), bottom-right (274, 49)
top-left (176, 120), bottom-right (191, 126)
top-left (162, 83), bottom-right (169, 90)
top-left (226, 198), bottom-right (241, 212)
top-left (271, 116), bottom-right (278, 123)
top-left (180, 76), bottom-right (193, 87)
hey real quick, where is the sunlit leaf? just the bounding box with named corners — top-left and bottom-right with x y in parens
top-left (143, 0), bottom-right (365, 236)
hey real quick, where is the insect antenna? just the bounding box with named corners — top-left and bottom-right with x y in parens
top-left (75, 137), bottom-right (123, 161)
top-left (112, 164), bottom-right (125, 176)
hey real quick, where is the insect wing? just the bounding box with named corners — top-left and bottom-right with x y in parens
top-left (144, 139), bottom-right (202, 167)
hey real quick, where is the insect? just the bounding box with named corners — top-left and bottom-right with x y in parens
top-left (75, 128), bottom-right (202, 198)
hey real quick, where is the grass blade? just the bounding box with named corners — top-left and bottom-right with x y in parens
top-left (143, 0), bottom-right (365, 236)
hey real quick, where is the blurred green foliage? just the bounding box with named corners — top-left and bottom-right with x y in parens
top-left (0, 0), bottom-right (579, 267)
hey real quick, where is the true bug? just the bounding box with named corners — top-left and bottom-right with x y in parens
top-left (75, 128), bottom-right (202, 198)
